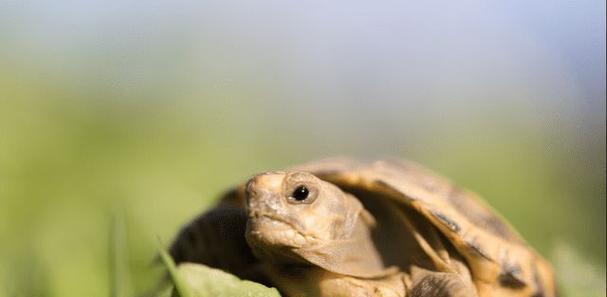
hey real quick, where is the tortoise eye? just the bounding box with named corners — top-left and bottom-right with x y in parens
top-left (291, 185), bottom-right (309, 201)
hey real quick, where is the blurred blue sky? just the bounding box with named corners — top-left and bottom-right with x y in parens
top-left (1, 1), bottom-right (604, 103)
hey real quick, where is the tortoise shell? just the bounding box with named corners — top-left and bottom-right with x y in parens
top-left (169, 158), bottom-right (555, 297)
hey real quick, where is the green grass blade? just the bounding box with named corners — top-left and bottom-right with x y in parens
top-left (156, 240), bottom-right (194, 297)
top-left (553, 243), bottom-right (606, 297)
top-left (109, 211), bottom-right (133, 297)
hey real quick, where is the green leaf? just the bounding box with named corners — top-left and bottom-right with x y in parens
top-left (175, 263), bottom-right (281, 297)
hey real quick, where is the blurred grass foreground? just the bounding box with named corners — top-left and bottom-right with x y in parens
top-left (0, 1), bottom-right (605, 297)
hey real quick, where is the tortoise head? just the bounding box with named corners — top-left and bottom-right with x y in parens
top-left (245, 171), bottom-right (394, 277)
top-left (245, 171), bottom-right (366, 250)
top-left (244, 170), bottom-right (394, 277)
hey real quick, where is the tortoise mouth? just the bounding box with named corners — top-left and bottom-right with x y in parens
top-left (246, 214), bottom-right (315, 248)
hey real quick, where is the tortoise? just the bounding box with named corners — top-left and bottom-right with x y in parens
top-left (169, 158), bottom-right (555, 297)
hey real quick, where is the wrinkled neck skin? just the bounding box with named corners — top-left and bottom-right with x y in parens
top-left (290, 213), bottom-right (396, 278)
top-left (249, 208), bottom-right (401, 297)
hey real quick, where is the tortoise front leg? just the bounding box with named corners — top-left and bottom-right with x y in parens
top-left (169, 206), bottom-right (268, 284)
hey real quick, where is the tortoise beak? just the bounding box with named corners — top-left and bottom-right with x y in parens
top-left (245, 172), bottom-right (287, 215)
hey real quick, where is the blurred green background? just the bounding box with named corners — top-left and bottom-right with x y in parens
top-left (0, 1), bottom-right (605, 296)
